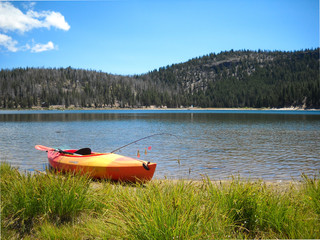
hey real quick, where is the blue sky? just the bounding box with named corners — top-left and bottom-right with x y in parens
top-left (0, 0), bottom-right (319, 75)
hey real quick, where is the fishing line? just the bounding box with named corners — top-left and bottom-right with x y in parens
top-left (111, 133), bottom-right (182, 176)
top-left (110, 133), bottom-right (179, 153)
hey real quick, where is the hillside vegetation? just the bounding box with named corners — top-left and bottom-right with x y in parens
top-left (1, 48), bottom-right (319, 109)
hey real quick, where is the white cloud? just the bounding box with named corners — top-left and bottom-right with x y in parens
top-left (31, 41), bottom-right (55, 53)
top-left (0, 2), bottom-right (70, 33)
top-left (0, 34), bottom-right (56, 53)
top-left (0, 33), bottom-right (18, 52)
top-left (43, 11), bottom-right (70, 31)
top-left (0, 2), bottom-right (40, 33)
top-left (22, 2), bottom-right (36, 11)
top-left (0, 2), bottom-right (69, 53)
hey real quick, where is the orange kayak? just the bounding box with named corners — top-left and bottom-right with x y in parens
top-left (35, 145), bottom-right (156, 182)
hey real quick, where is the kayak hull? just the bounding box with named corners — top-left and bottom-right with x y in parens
top-left (47, 150), bottom-right (156, 182)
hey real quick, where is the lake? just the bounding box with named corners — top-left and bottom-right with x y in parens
top-left (1, 109), bottom-right (319, 181)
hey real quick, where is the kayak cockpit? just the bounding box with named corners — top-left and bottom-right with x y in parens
top-left (58, 148), bottom-right (92, 156)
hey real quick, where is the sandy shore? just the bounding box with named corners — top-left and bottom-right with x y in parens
top-left (88, 178), bottom-right (306, 194)
top-left (1, 106), bottom-right (319, 111)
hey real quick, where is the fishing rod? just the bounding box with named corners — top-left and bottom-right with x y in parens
top-left (110, 133), bottom-right (179, 153)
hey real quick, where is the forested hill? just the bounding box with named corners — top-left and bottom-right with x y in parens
top-left (1, 48), bottom-right (319, 109)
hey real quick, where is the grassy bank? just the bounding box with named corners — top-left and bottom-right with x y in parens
top-left (1, 162), bottom-right (319, 239)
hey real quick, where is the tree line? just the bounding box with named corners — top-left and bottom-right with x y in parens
top-left (0, 48), bottom-right (319, 109)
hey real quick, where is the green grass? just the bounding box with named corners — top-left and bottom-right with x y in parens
top-left (1, 162), bottom-right (319, 239)
top-left (1, 163), bottom-right (93, 237)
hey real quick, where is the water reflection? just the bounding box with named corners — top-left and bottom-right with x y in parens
top-left (1, 110), bottom-right (319, 123)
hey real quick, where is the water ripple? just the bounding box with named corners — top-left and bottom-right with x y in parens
top-left (1, 111), bottom-right (319, 180)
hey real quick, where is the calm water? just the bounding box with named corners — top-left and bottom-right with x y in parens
top-left (1, 110), bottom-right (320, 180)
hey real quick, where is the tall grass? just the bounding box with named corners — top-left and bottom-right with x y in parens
top-left (1, 162), bottom-right (319, 239)
top-left (1, 162), bottom-right (93, 236)
top-left (111, 180), bottom-right (213, 239)
top-left (203, 177), bottom-right (319, 238)
top-left (110, 177), bottom-right (320, 239)
top-left (302, 173), bottom-right (320, 215)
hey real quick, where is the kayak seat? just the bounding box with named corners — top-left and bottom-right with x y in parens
top-left (74, 148), bottom-right (92, 155)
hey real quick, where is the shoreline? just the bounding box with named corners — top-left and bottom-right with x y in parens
top-left (8, 167), bottom-right (310, 187)
top-left (1, 106), bottom-right (319, 111)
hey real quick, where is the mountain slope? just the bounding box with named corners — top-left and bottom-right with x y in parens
top-left (0, 48), bottom-right (319, 109)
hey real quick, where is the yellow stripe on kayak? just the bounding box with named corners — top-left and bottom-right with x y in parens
top-left (57, 153), bottom-right (146, 168)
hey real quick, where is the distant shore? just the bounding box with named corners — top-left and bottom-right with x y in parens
top-left (1, 106), bottom-right (319, 111)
